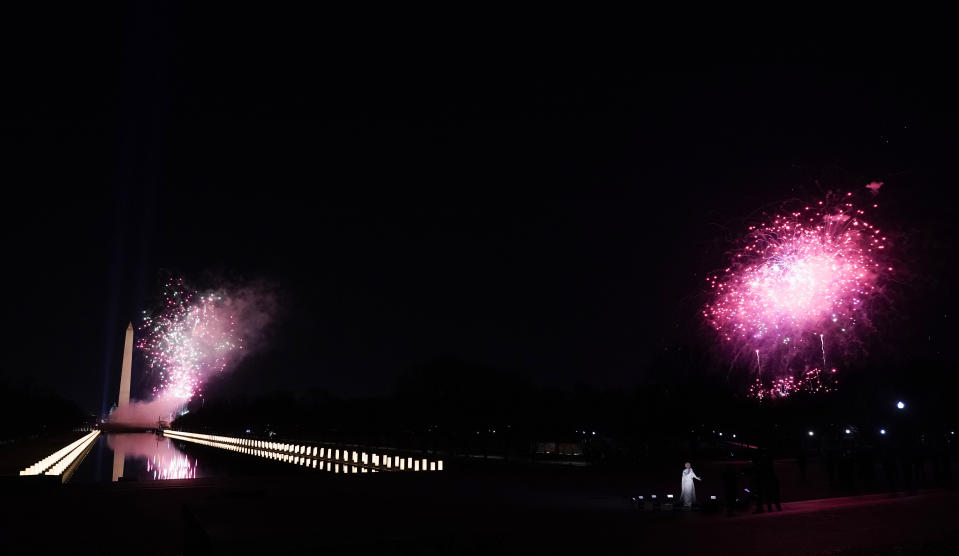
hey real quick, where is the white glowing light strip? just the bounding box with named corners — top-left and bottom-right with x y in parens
top-left (162, 430), bottom-right (443, 473)
top-left (20, 430), bottom-right (100, 476)
top-left (45, 431), bottom-right (101, 476)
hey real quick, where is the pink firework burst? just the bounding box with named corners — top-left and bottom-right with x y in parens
top-left (137, 276), bottom-right (240, 402)
top-left (704, 189), bottom-right (893, 398)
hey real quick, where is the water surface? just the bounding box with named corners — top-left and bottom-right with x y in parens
top-left (70, 433), bottom-right (202, 483)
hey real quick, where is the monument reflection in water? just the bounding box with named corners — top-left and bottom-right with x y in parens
top-left (108, 433), bottom-right (198, 482)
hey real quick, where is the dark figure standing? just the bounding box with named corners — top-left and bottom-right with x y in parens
top-left (750, 456), bottom-right (766, 513)
top-left (754, 451), bottom-right (782, 512)
top-left (882, 450), bottom-right (899, 493)
top-left (722, 466), bottom-right (739, 516)
top-left (796, 448), bottom-right (808, 484)
top-left (764, 460), bottom-right (783, 512)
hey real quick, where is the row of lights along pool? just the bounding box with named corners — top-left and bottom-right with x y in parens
top-left (19, 430), bottom-right (101, 479)
top-left (163, 430), bottom-right (443, 473)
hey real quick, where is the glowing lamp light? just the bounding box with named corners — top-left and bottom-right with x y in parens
top-left (880, 429), bottom-right (886, 435)
top-left (896, 401), bottom-right (905, 410)
top-left (845, 428), bottom-right (851, 434)
top-left (808, 431), bottom-right (815, 437)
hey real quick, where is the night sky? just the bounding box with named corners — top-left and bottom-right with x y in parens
top-left (4, 9), bottom-right (958, 415)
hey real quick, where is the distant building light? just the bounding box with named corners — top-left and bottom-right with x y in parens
top-left (880, 429), bottom-right (886, 435)
top-left (808, 431), bottom-right (815, 437)
top-left (732, 434), bottom-right (736, 439)
top-left (718, 432), bottom-right (723, 436)
top-left (896, 401), bottom-right (905, 410)
top-left (845, 428), bottom-right (851, 434)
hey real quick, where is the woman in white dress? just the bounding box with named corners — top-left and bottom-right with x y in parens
top-left (681, 462), bottom-right (702, 508)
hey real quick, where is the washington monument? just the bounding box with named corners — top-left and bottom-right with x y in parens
top-left (117, 322), bottom-right (133, 410)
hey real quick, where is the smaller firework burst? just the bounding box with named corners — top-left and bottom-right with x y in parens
top-left (747, 367), bottom-right (838, 400)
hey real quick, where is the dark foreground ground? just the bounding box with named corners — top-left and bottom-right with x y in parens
top-left (3, 458), bottom-right (958, 555)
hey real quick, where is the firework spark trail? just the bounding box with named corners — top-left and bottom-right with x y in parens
top-left (704, 188), bottom-right (893, 398)
top-left (137, 277), bottom-right (241, 404)
top-left (820, 333), bottom-right (827, 369)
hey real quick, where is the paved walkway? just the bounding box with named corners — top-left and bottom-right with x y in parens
top-left (2, 459), bottom-right (956, 555)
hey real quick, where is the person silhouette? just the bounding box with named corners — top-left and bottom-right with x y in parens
top-left (681, 462), bottom-right (702, 508)
top-left (759, 451), bottom-right (782, 512)
top-left (722, 466), bottom-right (739, 516)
